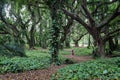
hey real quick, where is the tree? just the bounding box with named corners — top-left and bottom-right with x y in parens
top-left (0, 1), bottom-right (27, 57)
top-left (59, 17), bottom-right (73, 49)
top-left (63, 0), bottom-right (120, 57)
top-left (45, 0), bottom-right (64, 63)
top-left (71, 22), bottom-right (87, 47)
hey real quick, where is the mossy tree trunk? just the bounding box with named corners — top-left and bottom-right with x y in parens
top-left (47, 0), bottom-right (63, 63)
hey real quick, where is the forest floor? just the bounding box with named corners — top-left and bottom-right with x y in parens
top-left (0, 55), bottom-right (93, 80)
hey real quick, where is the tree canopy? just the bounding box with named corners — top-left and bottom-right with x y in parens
top-left (0, 0), bottom-right (120, 63)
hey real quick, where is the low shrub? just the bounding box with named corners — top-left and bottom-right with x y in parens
top-left (52, 57), bottom-right (120, 80)
top-left (64, 58), bottom-right (76, 64)
top-left (0, 57), bottom-right (50, 74)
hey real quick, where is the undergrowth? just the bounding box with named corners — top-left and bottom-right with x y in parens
top-left (52, 57), bottom-right (120, 80)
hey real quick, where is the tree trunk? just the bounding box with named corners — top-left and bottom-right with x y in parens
top-left (29, 27), bottom-right (35, 49)
top-left (48, 0), bottom-right (62, 63)
top-left (87, 34), bottom-right (91, 48)
top-left (39, 26), bottom-right (42, 47)
top-left (65, 41), bottom-right (70, 48)
top-left (114, 37), bottom-right (118, 48)
top-left (29, 40), bottom-right (35, 49)
top-left (97, 40), bottom-right (105, 57)
top-left (59, 33), bottom-right (66, 49)
top-left (41, 41), bottom-right (47, 49)
top-left (109, 37), bottom-right (115, 51)
top-left (74, 41), bottom-right (79, 47)
top-left (93, 38), bottom-right (106, 57)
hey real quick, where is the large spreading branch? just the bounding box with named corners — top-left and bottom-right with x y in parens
top-left (81, 0), bottom-right (95, 25)
top-left (73, 32), bottom-right (88, 42)
top-left (97, 4), bottom-right (120, 29)
top-left (62, 8), bottom-right (92, 33)
top-left (0, 6), bottom-right (20, 36)
top-left (106, 28), bottom-right (120, 37)
top-left (104, 28), bottom-right (120, 41)
top-left (60, 18), bottom-right (73, 44)
top-left (92, 0), bottom-right (118, 15)
top-left (0, 14), bottom-right (19, 35)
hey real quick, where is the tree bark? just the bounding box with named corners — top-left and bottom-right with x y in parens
top-left (93, 38), bottom-right (106, 57)
top-left (29, 26), bottom-right (35, 49)
top-left (109, 37), bottom-right (115, 50)
top-left (74, 41), bottom-right (79, 47)
top-left (98, 40), bottom-right (105, 57)
top-left (47, 0), bottom-right (63, 63)
top-left (114, 37), bottom-right (118, 48)
top-left (87, 34), bottom-right (91, 48)
top-left (65, 39), bottom-right (70, 48)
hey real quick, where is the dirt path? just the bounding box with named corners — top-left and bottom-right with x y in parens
top-left (0, 55), bottom-right (93, 80)
top-left (65, 55), bottom-right (92, 63)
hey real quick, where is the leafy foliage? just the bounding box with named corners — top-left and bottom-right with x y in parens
top-left (25, 49), bottom-right (50, 58)
top-left (0, 49), bottom-right (67, 74)
top-left (0, 35), bottom-right (26, 57)
top-left (0, 56), bottom-right (50, 74)
top-left (52, 57), bottom-right (120, 80)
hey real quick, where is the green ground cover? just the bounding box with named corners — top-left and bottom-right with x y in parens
top-left (52, 57), bottom-right (120, 80)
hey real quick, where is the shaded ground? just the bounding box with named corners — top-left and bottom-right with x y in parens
top-left (0, 55), bottom-right (93, 80)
